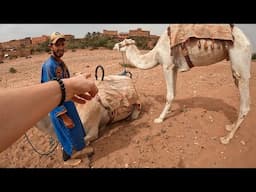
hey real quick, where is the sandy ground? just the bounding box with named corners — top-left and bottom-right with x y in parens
top-left (0, 49), bottom-right (256, 168)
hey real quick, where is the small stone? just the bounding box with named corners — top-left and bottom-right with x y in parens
top-left (240, 140), bottom-right (246, 145)
top-left (161, 129), bottom-right (167, 134)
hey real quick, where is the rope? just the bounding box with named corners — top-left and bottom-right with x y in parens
top-left (120, 52), bottom-right (132, 79)
top-left (121, 52), bottom-right (127, 71)
top-left (24, 133), bottom-right (59, 156)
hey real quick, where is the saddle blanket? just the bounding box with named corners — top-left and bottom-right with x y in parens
top-left (169, 24), bottom-right (234, 48)
top-left (96, 75), bottom-right (140, 122)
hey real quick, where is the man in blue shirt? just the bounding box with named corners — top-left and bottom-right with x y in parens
top-left (41, 32), bottom-right (89, 163)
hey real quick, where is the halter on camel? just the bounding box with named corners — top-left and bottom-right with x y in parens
top-left (118, 43), bottom-right (133, 78)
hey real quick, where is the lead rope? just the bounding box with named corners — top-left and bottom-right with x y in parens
top-left (120, 52), bottom-right (132, 78)
top-left (24, 132), bottom-right (58, 156)
top-left (121, 51), bottom-right (127, 72)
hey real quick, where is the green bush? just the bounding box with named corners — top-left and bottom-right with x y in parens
top-left (29, 31), bottom-right (155, 53)
top-left (129, 36), bottom-right (151, 49)
top-left (9, 55), bottom-right (18, 59)
top-left (105, 39), bottom-right (120, 49)
top-left (252, 53), bottom-right (256, 60)
top-left (9, 67), bottom-right (17, 73)
top-left (34, 40), bottom-right (50, 53)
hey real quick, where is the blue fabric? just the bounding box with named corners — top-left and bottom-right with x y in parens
top-left (41, 56), bottom-right (86, 156)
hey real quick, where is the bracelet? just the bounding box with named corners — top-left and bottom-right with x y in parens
top-left (52, 77), bottom-right (66, 106)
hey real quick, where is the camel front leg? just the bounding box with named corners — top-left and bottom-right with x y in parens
top-left (130, 103), bottom-right (141, 120)
top-left (85, 125), bottom-right (99, 144)
top-left (154, 65), bottom-right (177, 123)
top-left (84, 115), bottom-right (102, 144)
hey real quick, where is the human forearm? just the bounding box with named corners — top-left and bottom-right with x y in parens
top-left (0, 81), bottom-right (62, 152)
top-left (0, 74), bottom-right (98, 153)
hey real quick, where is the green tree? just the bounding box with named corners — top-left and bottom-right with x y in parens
top-left (252, 53), bottom-right (256, 60)
top-left (129, 36), bottom-right (151, 49)
top-left (34, 40), bottom-right (50, 53)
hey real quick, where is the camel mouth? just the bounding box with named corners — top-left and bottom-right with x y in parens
top-left (113, 43), bottom-right (120, 51)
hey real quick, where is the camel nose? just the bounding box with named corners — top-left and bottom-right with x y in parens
top-left (113, 44), bottom-right (119, 50)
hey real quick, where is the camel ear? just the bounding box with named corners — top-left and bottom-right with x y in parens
top-left (125, 39), bottom-right (130, 43)
top-left (126, 39), bottom-right (134, 44)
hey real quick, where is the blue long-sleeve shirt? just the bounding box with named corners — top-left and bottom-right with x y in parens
top-left (41, 56), bottom-right (85, 156)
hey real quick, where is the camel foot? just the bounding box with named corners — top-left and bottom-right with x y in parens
top-left (64, 159), bottom-right (82, 166)
top-left (220, 136), bottom-right (230, 145)
top-left (154, 118), bottom-right (163, 123)
top-left (178, 68), bottom-right (189, 72)
top-left (225, 124), bottom-right (234, 132)
top-left (85, 134), bottom-right (98, 143)
top-left (73, 146), bottom-right (94, 158)
top-left (82, 146), bottom-right (94, 156)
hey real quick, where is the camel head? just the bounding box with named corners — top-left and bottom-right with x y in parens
top-left (113, 39), bottom-right (136, 52)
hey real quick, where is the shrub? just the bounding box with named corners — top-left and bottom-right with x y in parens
top-left (128, 36), bottom-right (151, 49)
top-left (252, 53), bottom-right (256, 60)
top-left (34, 40), bottom-right (50, 53)
top-left (9, 67), bottom-right (17, 73)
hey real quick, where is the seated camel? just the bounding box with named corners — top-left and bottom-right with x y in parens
top-left (35, 74), bottom-right (141, 144)
top-left (113, 24), bottom-right (252, 144)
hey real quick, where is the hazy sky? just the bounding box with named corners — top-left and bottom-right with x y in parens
top-left (0, 24), bottom-right (255, 51)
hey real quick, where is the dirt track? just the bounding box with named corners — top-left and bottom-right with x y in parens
top-left (0, 49), bottom-right (256, 168)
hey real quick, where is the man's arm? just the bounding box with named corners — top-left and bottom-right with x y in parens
top-left (0, 74), bottom-right (98, 153)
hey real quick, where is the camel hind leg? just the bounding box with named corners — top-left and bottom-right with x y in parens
top-left (220, 40), bottom-right (251, 144)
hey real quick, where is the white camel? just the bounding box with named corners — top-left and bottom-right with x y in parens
top-left (113, 24), bottom-right (252, 144)
top-left (36, 75), bottom-right (141, 144)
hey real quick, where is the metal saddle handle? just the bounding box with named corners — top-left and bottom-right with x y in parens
top-left (95, 65), bottom-right (105, 81)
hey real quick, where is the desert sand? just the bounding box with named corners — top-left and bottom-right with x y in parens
top-left (0, 49), bottom-right (256, 168)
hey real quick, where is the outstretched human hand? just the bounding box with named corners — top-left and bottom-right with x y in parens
top-left (64, 73), bottom-right (98, 104)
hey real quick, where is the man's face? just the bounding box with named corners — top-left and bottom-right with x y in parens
top-left (51, 38), bottom-right (65, 58)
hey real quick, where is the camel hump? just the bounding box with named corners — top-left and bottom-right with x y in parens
top-left (96, 75), bottom-right (140, 111)
top-left (169, 24), bottom-right (234, 48)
